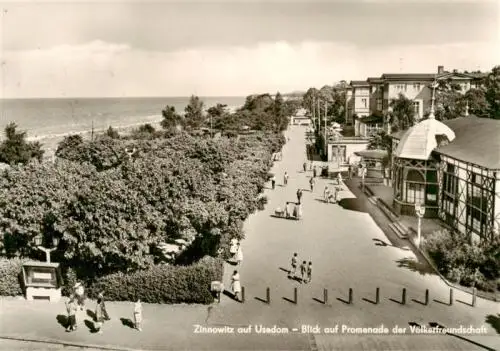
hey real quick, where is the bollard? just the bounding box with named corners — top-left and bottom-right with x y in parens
top-left (266, 287), bottom-right (270, 304)
top-left (294, 287), bottom-right (298, 304)
top-left (472, 287), bottom-right (477, 307)
top-left (241, 286), bottom-right (245, 303)
top-left (348, 288), bottom-right (353, 304)
top-left (324, 288), bottom-right (328, 304)
top-left (375, 287), bottom-right (380, 304)
top-left (424, 289), bottom-right (429, 306)
top-left (449, 288), bottom-right (453, 306)
top-left (402, 288), bottom-right (407, 305)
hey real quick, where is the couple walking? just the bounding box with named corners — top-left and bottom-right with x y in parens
top-left (65, 284), bottom-right (109, 334)
top-left (288, 253), bottom-right (312, 283)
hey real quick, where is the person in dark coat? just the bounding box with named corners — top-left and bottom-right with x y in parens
top-left (296, 189), bottom-right (303, 204)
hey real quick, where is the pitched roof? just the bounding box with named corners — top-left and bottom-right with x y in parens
top-left (350, 80), bottom-right (369, 87)
top-left (392, 116), bottom-right (500, 169)
top-left (435, 116), bottom-right (500, 169)
top-left (394, 118), bottom-right (456, 160)
top-left (367, 77), bottom-right (384, 83)
top-left (354, 150), bottom-right (388, 159)
top-left (381, 73), bottom-right (436, 81)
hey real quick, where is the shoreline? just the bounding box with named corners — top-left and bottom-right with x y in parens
top-left (29, 119), bottom-right (163, 160)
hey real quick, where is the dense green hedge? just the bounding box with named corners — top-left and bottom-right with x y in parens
top-left (86, 256), bottom-right (223, 304)
top-left (423, 230), bottom-right (500, 292)
top-left (0, 258), bottom-right (25, 296)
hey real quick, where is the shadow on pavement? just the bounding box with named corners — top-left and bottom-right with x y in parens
top-left (456, 299), bottom-right (474, 307)
top-left (312, 297), bottom-right (325, 304)
top-left (120, 317), bottom-right (135, 329)
top-left (254, 297), bottom-right (269, 304)
top-left (428, 322), bottom-right (497, 351)
top-left (337, 198), bottom-right (368, 212)
top-left (279, 267), bottom-right (290, 274)
top-left (395, 257), bottom-right (434, 275)
top-left (362, 297), bottom-right (377, 305)
top-left (56, 314), bottom-right (68, 329)
top-left (86, 308), bottom-right (96, 321)
top-left (84, 319), bottom-right (98, 333)
top-left (336, 297), bottom-right (350, 304)
top-left (269, 214), bottom-right (300, 221)
top-left (389, 297), bottom-right (405, 305)
top-left (486, 314), bottom-right (500, 334)
top-left (282, 297), bottom-right (296, 304)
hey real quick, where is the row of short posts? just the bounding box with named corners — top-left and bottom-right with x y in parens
top-left (235, 286), bottom-right (478, 306)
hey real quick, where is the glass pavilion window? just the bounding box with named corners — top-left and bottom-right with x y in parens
top-left (466, 173), bottom-right (488, 235)
top-left (405, 170), bottom-right (425, 204)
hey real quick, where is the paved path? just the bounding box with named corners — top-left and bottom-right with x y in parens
top-left (1, 125), bottom-right (499, 351)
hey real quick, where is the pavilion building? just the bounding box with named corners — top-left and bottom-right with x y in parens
top-left (391, 113), bottom-right (500, 242)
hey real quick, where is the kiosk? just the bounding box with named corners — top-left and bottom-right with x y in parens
top-left (22, 261), bottom-right (62, 302)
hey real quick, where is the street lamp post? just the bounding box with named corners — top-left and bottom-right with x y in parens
top-left (34, 236), bottom-right (59, 263)
top-left (414, 203), bottom-right (426, 247)
top-left (429, 81), bottom-right (439, 120)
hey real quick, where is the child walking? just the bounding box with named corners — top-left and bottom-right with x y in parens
top-left (65, 298), bottom-right (78, 332)
top-left (289, 253), bottom-right (298, 278)
top-left (300, 261), bottom-right (307, 282)
top-left (306, 261), bottom-right (312, 283)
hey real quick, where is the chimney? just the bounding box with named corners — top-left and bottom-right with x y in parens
top-left (437, 65), bottom-right (444, 74)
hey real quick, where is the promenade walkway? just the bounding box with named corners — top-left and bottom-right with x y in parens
top-left (1, 125), bottom-right (498, 351)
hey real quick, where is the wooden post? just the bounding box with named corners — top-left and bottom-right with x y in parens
top-left (241, 286), bottom-right (245, 303)
top-left (266, 287), bottom-right (270, 304)
top-left (294, 287), bottom-right (298, 304)
top-left (425, 289), bottom-right (429, 306)
top-left (348, 288), bottom-right (353, 304)
top-left (472, 287), bottom-right (477, 307)
top-left (402, 288), bottom-right (407, 305)
top-left (324, 288), bottom-right (328, 304)
top-left (375, 287), bottom-right (380, 304)
top-left (449, 288), bottom-right (453, 306)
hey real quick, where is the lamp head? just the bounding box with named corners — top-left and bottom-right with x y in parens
top-left (52, 236), bottom-right (60, 247)
top-left (34, 236), bottom-right (42, 247)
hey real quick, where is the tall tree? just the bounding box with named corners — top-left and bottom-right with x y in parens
top-left (0, 123), bottom-right (44, 165)
top-left (463, 88), bottom-right (489, 117)
top-left (184, 95), bottom-right (205, 129)
top-left (161, 105), bottom-right (183, 130)
top-left (434, 79), bottom-right (464, 120)
top-left (301, 87), bottom-right (319, 115)
top-left (388, 93), bottom-right (416, 131)
top-left (485, 65), bottom-right (500, 119)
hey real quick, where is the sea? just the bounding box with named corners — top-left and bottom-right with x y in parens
top-left (0, 96), bottom-right (245, 152)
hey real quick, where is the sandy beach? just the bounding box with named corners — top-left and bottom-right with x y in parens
top-left (29, 120), bottom-right (163, 161)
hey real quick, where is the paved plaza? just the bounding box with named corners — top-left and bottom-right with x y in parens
top-left (0, 125), bottom-right (499, 351)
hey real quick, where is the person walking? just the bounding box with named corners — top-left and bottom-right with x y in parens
top-left (236, 243), bottom-right (243, 265)
top-left (134, 299), bottom-right (143, 331)
top-left (313, 167), bottom-right (317, 178)
top-left (334, 186), bottom-right (339, 203)
top-left (289, 253), bottom-right (298, 278)
top-left (94, 294), bottom-right (106, 334)
top-left (296, 188), bottom-right (303, 204)
top-left (300, 261), bottom-right (307, 282)
top-left (271, 175), bottom-right (276, 190)
top-left (309, 177), bottom-right (315, 192)
top-left (303, 162), bottom-right (307, 172)
top-left (323, 186), bottom-right (330, 203)
top-left (231, 270), bottom-right (242, 301)
top-left (65, 298), bottom-right (78, 332)
top-left (306, 261), bottom-right (312, 283)
top-left (337, 172), bottom-right (343, 185)
top-left (283, 171), bottom-right (289, 186)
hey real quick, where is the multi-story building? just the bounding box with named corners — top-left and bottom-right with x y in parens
top-left (346, 66), bottom-right (486, 138)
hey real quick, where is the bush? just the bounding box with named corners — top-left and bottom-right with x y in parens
top-left (423, 229), bottom-right (500, 292)
top-left (0, 258), bottom-right (25, 296)
top-left (86, 256), bottom-right (223, 304)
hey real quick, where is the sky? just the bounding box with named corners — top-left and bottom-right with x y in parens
top-left (0, 0), bottom-right (499, 98)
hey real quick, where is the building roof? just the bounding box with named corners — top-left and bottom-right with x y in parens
top-left (392, 115), bottom-right (500, 169)
top-left (394, 117), bottom-right (456, 161)
top-left (381, 73), bottom-right (436, 81)
top-left (354, 150), bottom-right (388, 159)
top-left (350, 80), bottom-right (369, 87)
top-left (435, 116), bottom-right (500, 169)
top-left (359, 114), bottom-right (384, 123)
top-left (367, 77), bottom-right (384, 83)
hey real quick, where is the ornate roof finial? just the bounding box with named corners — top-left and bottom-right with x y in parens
top-left (429, 81), bottom-right (439, 120)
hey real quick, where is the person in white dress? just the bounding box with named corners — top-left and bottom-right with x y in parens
top-left (236, 243), bottom-right (243, 265)
top-left (231, 270), bottom-right (242, 301)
